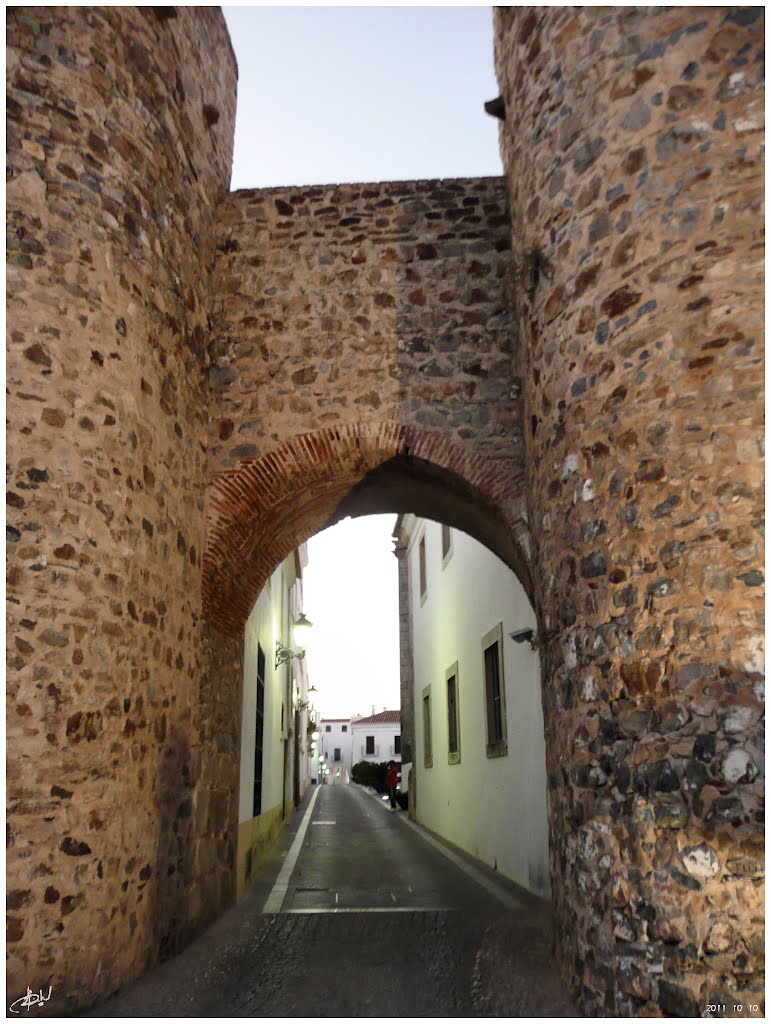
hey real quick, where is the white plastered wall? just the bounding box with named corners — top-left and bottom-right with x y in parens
top-left (409, 518), bottom-right (550, 896)
top-left (239, 561), bottom-right (292, 824)
top-left (320, 720), bottom-right (354, 773)
top-left (351, 721), bottom-right (401, 763)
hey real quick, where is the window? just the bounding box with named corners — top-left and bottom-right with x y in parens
top-left (325, 725), bottom-right (331, 732)
top-left (441, 524), bottom-right (453, 566)
top-left (482, 623), bottom-right (507, 757)
top-left (394, 734), bottom-right (401, 755)
top-left (419, 534), bottom-right (427, 601)
top-left (342, 724), bottom-right (348, 732)
top-left (446, 661), bottom-right (460, 764)
top-left (422, 685), bottom-right (433, 768)
top-left (334, 747), bottom-right (341, 762)
top-left (366, 735), bottom-right (375, 755)
top-left (253, 644), bottom-right (266, 817)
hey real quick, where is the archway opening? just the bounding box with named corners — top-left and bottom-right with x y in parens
top-left (203, 424), bottom-right (532, 641)
top-left (197, 423), bottom-right (565, 1010)
top-left (213, 432), bottom-right (551, 904)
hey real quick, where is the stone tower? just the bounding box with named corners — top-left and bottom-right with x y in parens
top-left (493, 7), bottom-right (764, 1015)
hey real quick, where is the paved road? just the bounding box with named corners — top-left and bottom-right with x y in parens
top-left (90, 785), bottom-right (579, 1017)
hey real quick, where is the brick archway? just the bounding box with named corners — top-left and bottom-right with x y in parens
top-left (203, 421), bottom-right (532, 638)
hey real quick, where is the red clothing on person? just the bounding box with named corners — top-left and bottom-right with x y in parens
top-left (386, 764), bottom-right (399, 789)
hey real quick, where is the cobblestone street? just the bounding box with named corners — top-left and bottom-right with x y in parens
top-left (90, 785), bottom-right (578, 1017)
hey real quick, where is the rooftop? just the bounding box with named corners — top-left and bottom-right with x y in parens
top-left (352, 709), bottom-right (401, 726)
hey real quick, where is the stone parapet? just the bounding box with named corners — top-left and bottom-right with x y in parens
top-left (204, 177), bottom-right (531, 636)
top-left (210, 176), bottom-right (519, 473)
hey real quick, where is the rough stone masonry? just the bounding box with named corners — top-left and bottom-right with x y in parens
top-left (494, 8), bottom-right (764, 1016)
top-left (6, 5), bottom-right (764, 1017)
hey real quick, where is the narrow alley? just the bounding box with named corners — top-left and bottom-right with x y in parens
top-left (90, 784), bottom-right (578, 1017)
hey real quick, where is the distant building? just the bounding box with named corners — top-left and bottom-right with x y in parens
top-left (318, 717), bottom-right (354, 780)
top-left (393, 515), bottom-right (550, 898)
top-left (351, 709), bottom-right (402, 766)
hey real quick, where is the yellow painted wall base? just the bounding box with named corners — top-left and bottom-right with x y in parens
top-left (236, 804), bottom-right (283, 902)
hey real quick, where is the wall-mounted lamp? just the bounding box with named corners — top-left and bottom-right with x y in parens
top-left (275, 614), bottom-right (314, 669)
top-left (293, 612), bottom-right (313, 644)
top-left (275, 640), bottom-right (303, 670)
top-left (509, 628), bottom-right (539, 650)
top-left (295, 683), bottom-right (317, 713)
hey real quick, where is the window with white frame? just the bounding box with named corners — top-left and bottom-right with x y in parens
top-left (418, 533), bottom-right (427, 602)
top-left (482, 623), bottom-right (507, 758)
top-left (446, 661), bottom-right (460, 765)
top-left (422, 684), bottom-right (433, 768)
top-left (253, 644), bottom-right (266, 817)
top-left (441, 523), bottom-right (453, 567)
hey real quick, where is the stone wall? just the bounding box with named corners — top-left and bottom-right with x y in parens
top-left (210, 178), bottom-right (518, 472)
top-left (494, 6), bottom-right (764, 1015)
top-left (205, 179), bottom-right (531, 636)
top-left (6, 5), bottom-right (765, 1016)
top-left (6, 7), bottom-right (240, 1009)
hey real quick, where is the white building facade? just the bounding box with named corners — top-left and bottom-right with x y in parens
top-left (351, 710), bottom-right (401, 766)
top-left (393, 515), bottom-right (550, 898)
top-left (318, 717), bottom-right (354, 781)
top-left (236, 545), bottom-right (314, 898)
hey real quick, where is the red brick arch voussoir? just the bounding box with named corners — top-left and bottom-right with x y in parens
top-left (203, 420), bottom-right (529, 638)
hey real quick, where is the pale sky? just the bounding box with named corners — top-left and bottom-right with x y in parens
top-left (222, 5), bottom-right (502, 189)
top-left (302, 515), bottom-right (400, 718)
top-left (222, 5), bottom-right (503, 718)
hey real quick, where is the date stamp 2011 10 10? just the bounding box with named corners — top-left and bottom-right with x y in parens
top-left (706, 1003), bottom-right (761, 1017)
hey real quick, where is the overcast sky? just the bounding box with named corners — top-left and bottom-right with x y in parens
top-left (223, 5), bottom-right (502, 189)
top-left (301, 515), bottom-right (400, 719)
top-left (222, 4), bottom-right (503, 718)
